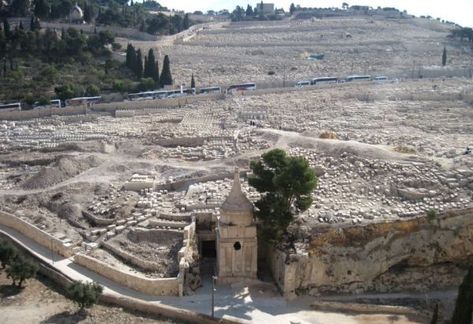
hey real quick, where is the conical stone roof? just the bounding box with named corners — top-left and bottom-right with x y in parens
top-left (221, 169), bottom-right (253, 212)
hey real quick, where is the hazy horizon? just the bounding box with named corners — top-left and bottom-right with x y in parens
top-left (157, 0), bottom-right (472, 27)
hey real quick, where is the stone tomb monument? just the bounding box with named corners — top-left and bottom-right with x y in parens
top-left (216, 169), bottom-right (257, 283)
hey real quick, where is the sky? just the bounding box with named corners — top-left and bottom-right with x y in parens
top-left (158, 0), bottom-right (473, 27)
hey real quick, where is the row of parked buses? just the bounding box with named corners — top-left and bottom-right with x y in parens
top-left (0, 96), bottom-right (104, 112)
top-left (0, 76), bottom-right (388, 111)
top-left (296, 75), bottom-right (388, 87)
top-left (126, 83), bottom-right (258, 101)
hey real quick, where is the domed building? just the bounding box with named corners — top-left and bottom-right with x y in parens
top-left (69, 3), bottom-right (84, 23)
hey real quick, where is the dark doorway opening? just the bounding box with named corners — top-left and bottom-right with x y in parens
top-left (201, 240), bottom-right (216, 258)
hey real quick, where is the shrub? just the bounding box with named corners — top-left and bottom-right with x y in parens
top-left (427, 208), bottom-right (438, 222)
top-left (0, 240), bottom-right (18, 269)
top-left (6, 255), bottom-right (38, 287)
top-left (67, 281), bottom-right (103, 310)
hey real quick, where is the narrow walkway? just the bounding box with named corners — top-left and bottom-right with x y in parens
top-left (0, 224), bottom-right (425, 323)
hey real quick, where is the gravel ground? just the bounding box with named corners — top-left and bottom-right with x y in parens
top-left (0, 272), bottom-right (182, 323)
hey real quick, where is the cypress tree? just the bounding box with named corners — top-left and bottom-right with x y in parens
top-left (160, 55), bottom-right (172, 87)
top-left (442, 46), bottom-right (447, 66)
top-left (147, 48), bottom-right (156, 80)
top-left (183, 13), bottom-right (190, 29)
top-left (135, 49), bottom-right (143, 78)
top-left (191, 73), bottom-right (195, 88)
top-left (451, 266), bottom-right (473, 324)
top-left (3, 18), bottom-right (10, 39)
top-left (19, 21), bottom-right (24, 30)
top-left (430, 303), bottom-right (439, 324)
top-left (143, 55), bottom-right (148, 77)
top-left (125, 43), bottom-right (136, 71)
top-left (154, 60), bottom-right (160, 87)
top-left (30, 16), bottom-right (35, 31)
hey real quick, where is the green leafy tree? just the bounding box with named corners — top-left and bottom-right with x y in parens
top-left (246, 4), bottom-right (254, 17)
top-left (9, 0), bottom-right (30, 16)
top-left (83, 3), bottom-right (96, 23)
top-left (231, 6), bottom-right (245, 21)
top-left (85, 84), bottom-right (99, 96)
top-left (183, 13), bottom-right (190, 29)
top-left (6, 256), bottom-right (38, 287)
top-left (160, 54), bottom-right (172, 87)
top-left (0, 240), bottom-right (18, 269)
top-left (33, 0), bottom-right (50, 19)
top-left (138, 77), bottom-right (155, 91)
top-left (190, 73), bottom-right (195, 88)
top-left (442, 46), bottom-right (447, 66)
top-left (430, 303), bottom-right (439, 324)
top-left (290, 3), bottom-right (296, 15)
top-left (55, 84), bottom-right (79, 101)
top-left (451, 266), bottom-right (473, 324)
top-left (67, 281), bottom-right (103, 311)
top-left (249, 149), bottom-right (318, 242)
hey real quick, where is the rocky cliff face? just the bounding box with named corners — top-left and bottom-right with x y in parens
top-left (280, 208), bottom-right (473, 296)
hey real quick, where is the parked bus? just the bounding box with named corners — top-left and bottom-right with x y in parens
top-left (373, 76), bottom-right (388, 82)
top-left (199, 86), bottom-right (221, 94)
top-left (33, 99), bottom-right (62, 109)
top-left (311, 77), bottom-right (338, 85)
top-left (295, 80), bottom-right (311, 88)
top-left (66, 96), bottom-right (102, 106)
top-left (0, 102), bottom-right (21, 111)
top-left (346, 75), bottom-right (372, 82)
top-left (226, 83), bottom-right (256, 93)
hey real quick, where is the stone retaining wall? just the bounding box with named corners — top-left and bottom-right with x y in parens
top-left (82, 211), bottom-right (115, 226)
top-left (101, 240), bottom-right (164, 272)
top-left (74, 253), bottom-right (180, 296)
top-left (0, 210), bottom-right (77, 257)
top-left (0, 106), bottom-right (87, 121)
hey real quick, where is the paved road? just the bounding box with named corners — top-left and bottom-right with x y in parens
top-left (0, 223), bottom-right (426, 323)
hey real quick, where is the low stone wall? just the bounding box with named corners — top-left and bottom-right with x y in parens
top-left (82, 211), bottom-right (115, 226)
top-left (74, 253), bottom-right (180, 296)
top-left (270, 208), bottom-right (473, 298)
top-left (0, 106), bottom-right (87, 121)
top-left (101, 239), bottom-right (166, 272)
top-left (0, 210), bottom-right (77, 257)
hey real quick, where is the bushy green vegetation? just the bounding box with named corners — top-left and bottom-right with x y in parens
top-left (249, 149), bottom-right (317, 243)
top-left (0, 240), bottom-right (38, 288)
top-left (1, 0), bottom-right (195, 36)
top-left (0, 21), bottom-right (135, 102)
top-left (67, 281), bottom-right (103, 310)
top-left (230, 4), bottom-right (283, 22)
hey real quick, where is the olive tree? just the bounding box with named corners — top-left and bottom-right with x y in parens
top-left (67, 281), bottom-right (103, 311)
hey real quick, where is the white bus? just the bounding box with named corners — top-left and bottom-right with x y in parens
top-left (66, 96), bottom-right (102, 107)
top-left (33, 99), bottom-right (62, 109)
top-left (199, 86), bottom-right (222, 94)
top-left (0, 102), bottom-right (21, 111)
top-left (226, 83), bottom-right (256, 93)
top-left (346, 75), bottom-right (372, 82)
top-left (295, 80), bottom-right (311, 88)
top-left (311, 77), bottom-right (338, 85)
